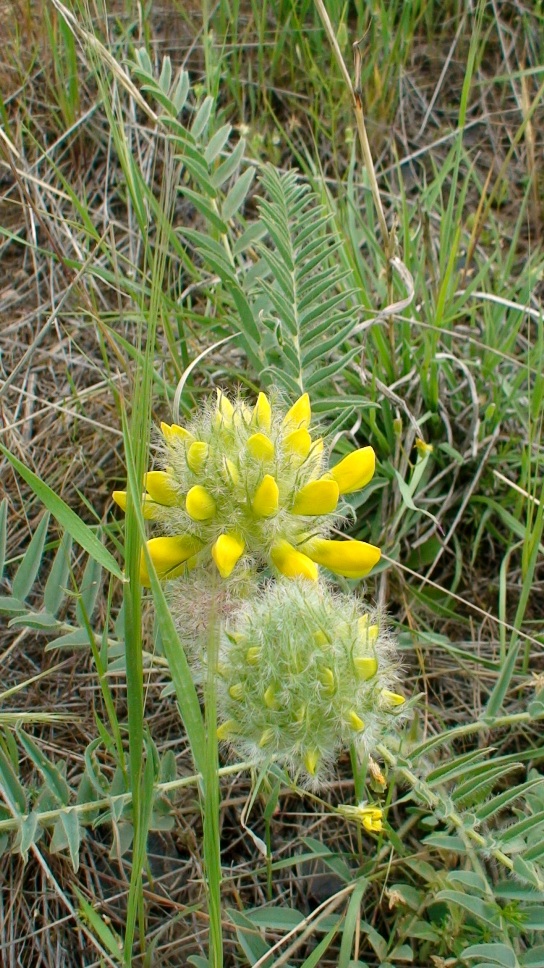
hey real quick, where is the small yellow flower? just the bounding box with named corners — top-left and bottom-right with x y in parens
top-left (381, 690), bottom-right (406, 706)
top-left (304, 749), bottom-right (319, 776)
top-left (330, 447), bottom-right (375, 495)
top-left (186, 441), bottom-right (209, 473)
top-left (283, 392), bottom-right (311, 431)
top-left (144, 471), bottom-right (179, 505)
top-left (252, 474), bottom-right (279, 517)
top-left (353, 655), bottom-right (378, 680)
top-left (301, 537), bottom-right (381, 579)
top-left (140, 535), bottom-right (202, 586)
top-left (252, 391), bottom-right (272, 431)
top-left (337, 802), bottom-right (384, 833)
top-left (291, 479), bottom-right (339, 516)
top-left (246, 432), bottom-right (275, 461)
top-left (186, 485), bottom-right (216, 521)
top-left (211, 533), bottom-right (245, 578)
top-left (270, 540), bottom-right (318, 581)
top-left (160, 422), bottom-right (194, 444)
top-left (347, 710), bottom-right (365, 731)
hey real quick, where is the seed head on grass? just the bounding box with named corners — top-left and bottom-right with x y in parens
top-left (113, 390), bottom-right (380, 586)
top-left (215, 578), bottom-right (406, 788)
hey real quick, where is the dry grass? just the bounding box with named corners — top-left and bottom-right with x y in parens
top-left (1, 1), bottom-right (543, 965)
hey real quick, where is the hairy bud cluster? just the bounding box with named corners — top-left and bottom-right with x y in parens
top-left (216, 579), bottom-right (405, 788)
top-left (113, 390), bottom-right (380, 587)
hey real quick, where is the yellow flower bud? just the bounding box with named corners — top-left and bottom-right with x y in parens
top-left (144, 471), bottom-right (178, 506)
top-left (381, 690), bottom-right (406, 706)
top-left (228, 683), bottom-right (244, 701)
top-left (211, 533), bottom-right (245, 578)
top-left (283, 428), bottom-right (311, 460)
top-left (291, 479), bottom-right (339, 516)
top-left (140, 535), bottom-right (202, 585)
top-left (347, 710), bottom-right (365, 731)
top-left (264, 685), bottom-right (278, 709)
top-left (319, 667), bottom-right (335, 695)
top-left (221, 457), bottom-right (239, 485)
top-left (330, 447), bottom-right (376, 495)
top-left (270, 540), bottom-right (318, 581)
top-left (246, 647), bottom-right (261, 665)
top-left (187, 441), bottom-right (209, 473)
top-left (302, 538), bottom-right (380, 579)
top-left (252, 474), bottom-right (279, 517)
top-left (217, 720), bottom-right (238, 740)
top-left (215, 389), bottom-right (234, 428)
top-left (358, 616), bottom-right (379, 643)
top-left (313, 629), bottom-right (330, 647)
top-left (161, 422), bottom-right (194, 444)
top-left (353, 656), bottom-right (378, 680)
top-left (304, 750), bottom-right (319, 776)
top-left (283, 392), bottom-right (311, 431)
top-left (246, 432), bottom-right (275, 461)
top-left (186, 485), bottom-right (216, 521)
top-left (259, 728), bottom-right (275, 748)
top-left (251, 391), bottom-right (272, 431)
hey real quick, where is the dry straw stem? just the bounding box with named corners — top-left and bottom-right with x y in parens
top-left (313, 0), bottom-right (391, 259)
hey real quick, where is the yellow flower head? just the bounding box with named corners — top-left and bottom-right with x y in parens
top-left (113, 390), bottom-right (379, 586)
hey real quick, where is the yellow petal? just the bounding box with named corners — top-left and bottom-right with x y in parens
top-left (347, 710), bottom-right (365, 731)
top-left (252, 391), bottom-right (272, 431)
top-left (330, 447), bottom-right (376, 495)
top-left (228, 683), bottom-right (244, 701)
top-left (304, 750), bottom-right (319, 776)
top-left (283, 393), bottom-right (311, 431)
top-left (187, 441), bottom-right (209, 473)
top-left (382, 690), bottom-right (406, 706)
top-left (360, 807), bottom-right (383, 832)
top-left (302, 538), bottom-right (381, 579)
top-left (140, 535), bottom-right (202, 586)
top-left (283, 428), bottom-right (311, 459)
top-left (291, 479), bottom-right (339, 516)
top-left (270, 540), bottom-right (318, 581)
top-left (252, 474), bottom-right (279, 517)
top-left (186, 485), bottom-right (216, 521)
top-left (211, 533), bottom-right (245, 578)
top-left (112, 490), bottom-right (127, 512)
top-left (353, 656), bottom-right (378, 681)
top-left (144, 471), bottom-right (178, 506)
top-left (246, 647), bottom-right (261, 665)
top-left (246, 432), bottom-right (275, 461)
top-left (161, 422), bottom-right (194, 444)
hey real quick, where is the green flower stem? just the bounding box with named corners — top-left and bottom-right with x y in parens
top-left (0, 761), bottom-right (255, 835)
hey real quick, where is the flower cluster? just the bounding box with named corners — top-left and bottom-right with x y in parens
top-left (113, 390), bottom-right (380, 587)
top-left (216, 579), bottom-right (405, 787)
